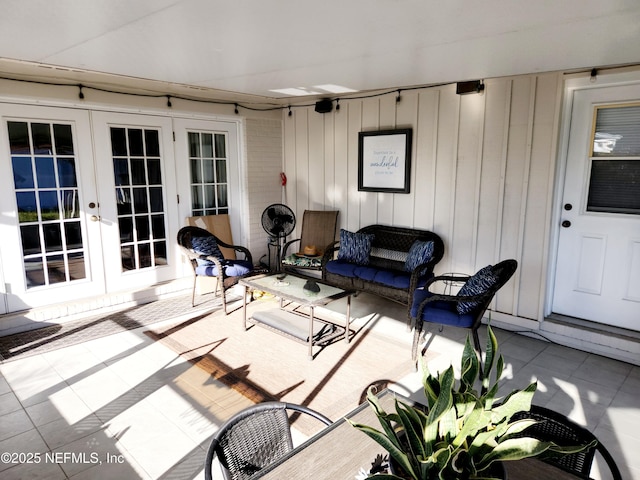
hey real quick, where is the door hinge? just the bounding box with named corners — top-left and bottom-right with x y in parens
top-left (173, 131), bottom-right (176, 141)
top-left (177, 194), bottom-right (180, 204)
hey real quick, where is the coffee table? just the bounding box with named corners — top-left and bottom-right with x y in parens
top-left (239, 273), bottom-right (355, 360)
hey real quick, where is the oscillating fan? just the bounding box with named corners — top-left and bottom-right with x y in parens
top-left (261, 204), bottom-right (296, 271)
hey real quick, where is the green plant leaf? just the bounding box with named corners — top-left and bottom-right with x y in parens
top-left (395, 400), bottom-right (427, 461)
top-left (482, 326), bottom-right (499, 391)
top-left (347, 420), bottom-right (419, 479)
top-left (460, 335), bottom-right (479, 393)
top-left (490, 382), bottom-right (537, 424)
top-left (478, 437), bottom-right (554, 466)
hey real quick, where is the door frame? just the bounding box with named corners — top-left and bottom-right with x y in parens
top-left (546, 69), bottom-right (640, 320)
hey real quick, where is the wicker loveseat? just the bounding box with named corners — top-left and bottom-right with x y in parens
top-left (321, 224), bottom-right (445, 308)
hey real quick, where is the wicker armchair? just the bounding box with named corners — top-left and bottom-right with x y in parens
top-left (204, 402), bottom-right (332, 480)
top-left (410, 259), bottom-right (517, 361)
top-left (281, 210), bottom-right (339, 275)
top-left (511, 404), bottom-right (622, 479)
top-left (177, 226), bottom-right (254, 313)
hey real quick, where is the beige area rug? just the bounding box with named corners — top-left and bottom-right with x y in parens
top-left (145, 291), bottom-right (438, 432)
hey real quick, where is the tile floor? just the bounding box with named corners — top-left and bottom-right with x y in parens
top-left (0, 294), bottom-right (638, 480)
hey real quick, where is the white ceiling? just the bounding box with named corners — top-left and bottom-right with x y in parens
top-left (1, 0), bottom-right (640, 101)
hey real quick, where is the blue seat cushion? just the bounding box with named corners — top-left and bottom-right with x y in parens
top-left (411, 289), bottom-right (475, 328)
top-left (195, 260), bottom-right (252, 277)
top-left (325, 259), bottom-right (358, 277)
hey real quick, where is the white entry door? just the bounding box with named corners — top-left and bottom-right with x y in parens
top-left (553, 83), bottom-right (640, 331)
top-left (92, 111), bottom-right (180, 292)
top-left (0, 104), bottom-right (106, 312)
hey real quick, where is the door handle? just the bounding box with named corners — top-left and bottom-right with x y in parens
top-left (90, 215), bottom-right (101, 222)
top-left (561, 220), bottom-right (571, 228)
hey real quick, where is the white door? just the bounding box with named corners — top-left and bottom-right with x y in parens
top-left (553, 83), bottom-right (640, 331)
top-left (0, 104), bottom-right (106, 311)
top-left (92, 111), bottom-right (180, 292)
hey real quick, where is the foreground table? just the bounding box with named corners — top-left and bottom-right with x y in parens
top-left (254, 390), bottom-right (581, 479)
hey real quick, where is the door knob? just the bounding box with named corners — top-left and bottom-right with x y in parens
top-left (90, 215), bottom-right (100, 222)
top-left (561, 220), bottom-right (571, 228)
top-left (564, 203), bottom-right (573, 211)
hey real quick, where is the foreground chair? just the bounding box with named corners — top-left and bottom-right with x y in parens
top-left (281, 210), bottom-right (339, 275)
top-left (511, 404), bottom-right (622, 479)
top-left (204, 401), bottom-right (332, 480)
top-left (410, 259), bottom-right (517, 361)
top-left (177, 226), bottom-right (254, 313)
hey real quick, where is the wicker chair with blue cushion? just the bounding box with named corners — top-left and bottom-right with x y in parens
top-left (410, 259), bottom-right (517, 361)
top-left (204, 401), bottom-right (332, 480)
top-left (177, 226), bottom-right (254, 313)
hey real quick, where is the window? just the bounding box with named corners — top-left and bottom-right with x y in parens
top-left (8, 121), bottom-right (86, 287)
top-left (588, 103), bottom-right (640, 215)
top-left (189, 131), bottom-right (228, 215)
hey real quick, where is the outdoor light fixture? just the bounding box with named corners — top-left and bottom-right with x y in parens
top-left (456, 80), bottom-right (484, 95)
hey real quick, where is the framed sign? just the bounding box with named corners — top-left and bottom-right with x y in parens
top-left (358, 128), bottom-right (412, 193)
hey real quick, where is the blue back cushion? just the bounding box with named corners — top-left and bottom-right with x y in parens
top-left (404, 240), bottom-right (434, 272)
top-left (337, 229), bottom-right (374, 266)
top-left (456, 265), bottom-right (499, 314)
top-left (191, 235), bottom-right (224, 266)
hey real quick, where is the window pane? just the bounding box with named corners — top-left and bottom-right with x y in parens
top-left (216, 159), bottom-right (227, 183)
top-left (154, 241), bottom-right (167, 266)
top-left (114, 158), bottom-right (130, 186)
top-left (144, 129), bottom-right (160, 156)
top-left (203, 159), bottom-right (215, 183)
top-left (587, 160), bottom-right (640, 214)
top-left (189, 132), bottom-right (200, 157)
top-left (217, 185), bottom-right (228, 208)
top-left (39, 191), bottom-right (59, 220)
top-left (25, 257), bottom-right (45, 287)
top-left (61, 189), bottom-right (80, 218)
top-left (65, 222), bottom-right (83, 249)
top-left (192, 185), bottom-right (203, 209)
top-left (593, 105), bottom-right (640, 156)
top-left (68, 252), bottom-right (86, 280)
top-left (133, 187), bottom-right (148, 213)
top-left (57, 158), bottom-right (77, 187)
top-left (12, 157), bottom-right (34, 189)
top-left (131, 158), bottom-right (146, 185)
top-left (151, 214), bottom-right (165, 239)
top-left (204, 185), bottom-right (216, 208)
top-left (53, 124), bottom-right (74, 155)
top-left (121, 246), bottom-right (135, 271)
top-left (138, 243), bottom-right (152, 268)
top-left (202, 133), bottom-right (213, 158)
top-left (215, 134), bottom-right (226, 157)
top-left (8, 121), bottom-right (30, 154)
top-left (21, 225), bottom-right (41, 255)
top-left (43, 223), bottom-right (62, 252)
top-left (128, 129), bottom-right (144, 156)
top-left (191, 158), bottom-right (201, 183)
top-left (35, 157), bottom-right (56, 188)
top-left (47, 255), bottom-right (66, 284)
top-left (111, 128), bottom-right (127, 156)
top-left (32, 123), bottom-right (52, 154)
top-left (116, 187), bottom-right (132, 215)
top-left (17, 191), bottom-right (38, 222)
top-left (136, 216), bottom-right (150, 241)
top-left (147, 159), bottom-right (162, 184)
top-left (119, 217), bottom-right (134, 243)
top-left (149, 187), bottom-right (163, 212)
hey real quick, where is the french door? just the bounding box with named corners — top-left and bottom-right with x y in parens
top-left (0, 105), bottom-right (179, 313)
top-left (0, 105), bottom-right (106, 312)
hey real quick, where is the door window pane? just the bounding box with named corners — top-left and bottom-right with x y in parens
top-left (8, 120), bottom-right (87, 288)
top-left (188, 130), bottom-right (229, 216)
top-left (588, 104), bottom-right (640, 215)
top-left (110, 127), bottom-right (167, 271)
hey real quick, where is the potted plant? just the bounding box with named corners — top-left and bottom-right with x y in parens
top-left (349, 326), bottom-right (593, 479)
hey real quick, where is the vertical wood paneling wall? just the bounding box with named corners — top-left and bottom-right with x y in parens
top-left (282, 72), bottom-right (563, 324)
